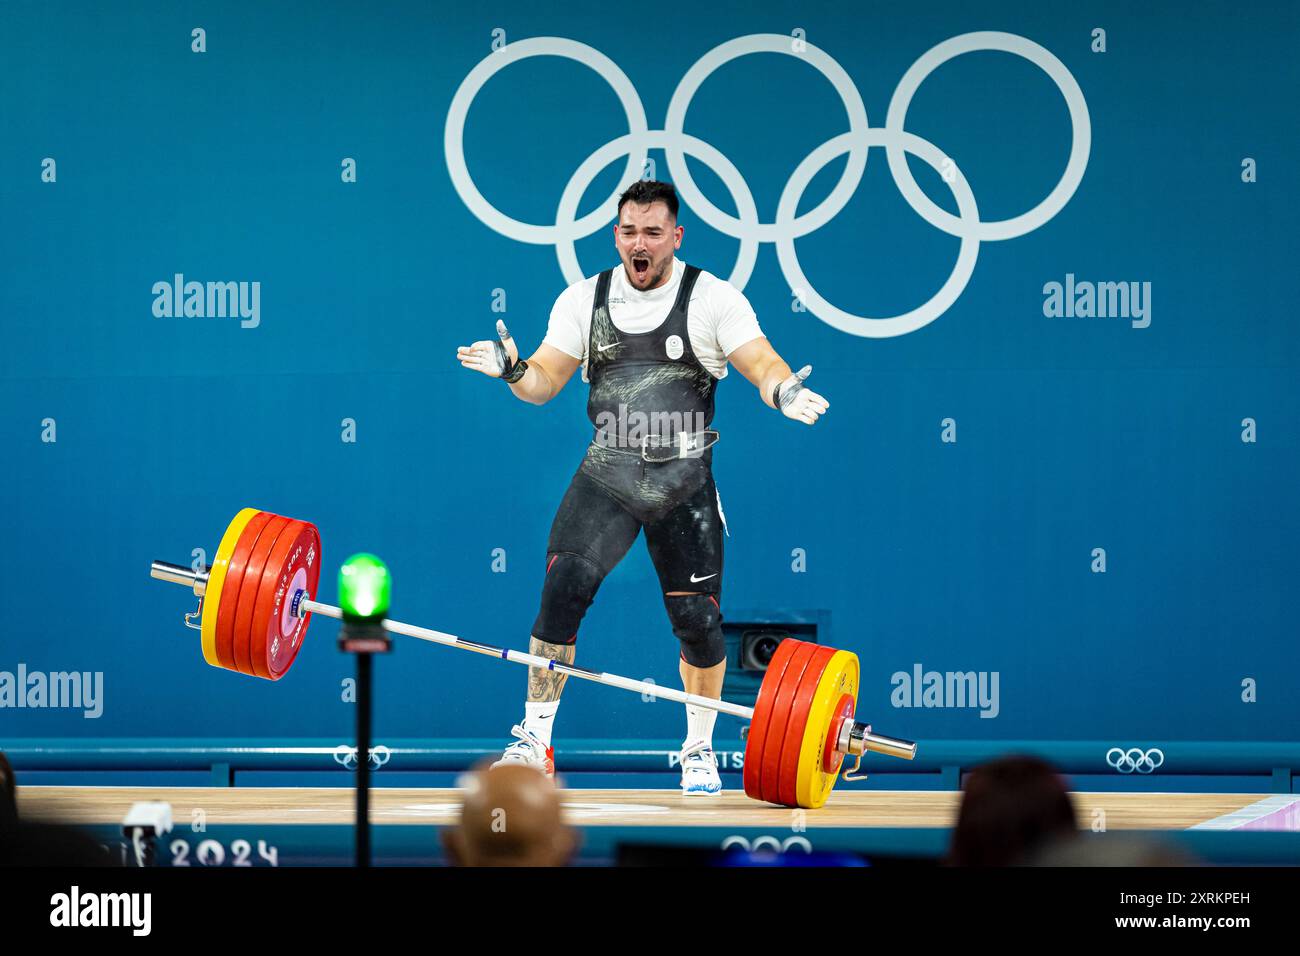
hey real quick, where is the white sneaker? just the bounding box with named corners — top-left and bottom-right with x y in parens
top-left (491, 724), bottom-right (555, 778)
top-left (679, 740), bottom-right (722, 795)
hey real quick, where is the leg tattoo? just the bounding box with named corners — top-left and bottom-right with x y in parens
top-left (527, 636), bottom-right (575, 702)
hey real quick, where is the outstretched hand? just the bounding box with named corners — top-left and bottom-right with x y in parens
top-left (456, 320), bottom-right (519, 378)
top-left (776, 365), bottom-right (829, 425)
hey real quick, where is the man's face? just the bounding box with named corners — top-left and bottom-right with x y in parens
top-left (615, 200), bottom-right (683, 291)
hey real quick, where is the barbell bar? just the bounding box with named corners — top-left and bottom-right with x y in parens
top-left (151, 508), bottom-right (917, 808)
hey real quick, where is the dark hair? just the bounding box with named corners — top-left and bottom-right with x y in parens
top-left (945, 755), bottom-right (1078, 866)
top-left (617, 180), bottom-right (679, 222)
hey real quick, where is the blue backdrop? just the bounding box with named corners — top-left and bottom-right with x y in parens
top-left (1, 0), bottom-right (1295, 747)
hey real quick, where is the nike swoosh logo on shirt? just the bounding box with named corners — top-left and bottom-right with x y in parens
top-left (689, 572), bottom-right (718, 583)
top-left (597, 341), bottom-right (619, 351)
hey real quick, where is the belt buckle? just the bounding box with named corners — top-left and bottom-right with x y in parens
top-left (641, 431), bottom-right (706, 463)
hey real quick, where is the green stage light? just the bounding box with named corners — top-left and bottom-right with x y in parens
top-left (339, 553), bottom-right (391, 620)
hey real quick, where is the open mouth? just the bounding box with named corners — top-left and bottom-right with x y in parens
top-left (632, 256), bottom-right (650, 278)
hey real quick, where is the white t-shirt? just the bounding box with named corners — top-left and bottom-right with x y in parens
top-left (543, 259), bottom-right (764, 382)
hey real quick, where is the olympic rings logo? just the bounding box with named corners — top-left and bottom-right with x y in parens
top-left (1105, 747), bottom-right (1165, 774)
top-left (721, 835), bottom-right (813, 854)
top-left (333, 744), bottom-right (392, 770)
top-left (445, 32), bottom-right (1090, 338)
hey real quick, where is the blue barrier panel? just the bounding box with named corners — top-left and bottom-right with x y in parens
top-left (5, 738), bottom-right (1297, 790)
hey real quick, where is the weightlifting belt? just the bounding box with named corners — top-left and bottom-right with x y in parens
top-left (591, 427), bottom-right (721, 463)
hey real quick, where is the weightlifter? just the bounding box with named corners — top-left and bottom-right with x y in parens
top-left (455, 180), bottom-right (828, 794)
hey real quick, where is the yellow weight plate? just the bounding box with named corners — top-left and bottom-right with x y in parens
top-left (794, 649), bottom-right (859, 809)
top-left (200, 508), bottom-right (261, 669)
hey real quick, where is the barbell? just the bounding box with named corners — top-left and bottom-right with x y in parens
top-left (150, 508), bottom-right (917, 809)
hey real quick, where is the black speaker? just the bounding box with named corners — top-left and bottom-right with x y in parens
top-left (718, 613), bottom-right (826, 712)
top-left (739, 628), bottom-right (791, 673)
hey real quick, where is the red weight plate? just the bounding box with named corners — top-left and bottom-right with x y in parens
top-left (742, 638), bottom-right (802, 802)
top-left (263, 520), bottom-right (319, 679)
top-left (215, 510), bottom-right (275, 672)
top-left (822, 693), bottom-right (855, 774)
top-left (775, 645), bottom-right (837, 807)
top-left (231, 515), bottom-right (291, 677)
top-left (249, 519), bottom-right (320, 680)
top-left (758, 641), bottom-right (820, 804)
top-left (244, 517), bottom-right (301, 679)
